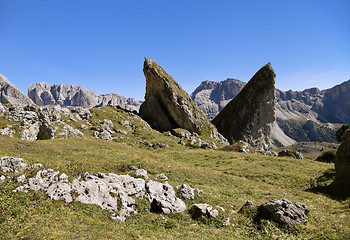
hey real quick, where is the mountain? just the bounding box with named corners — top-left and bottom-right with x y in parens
top-left (192, 79), bottom-right (350, 144)
top-left (0, 73), bottom-right (34, 105)
top-left (28, 82), bottom-right (142, 111)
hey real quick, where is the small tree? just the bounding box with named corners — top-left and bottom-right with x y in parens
top-left (335, 124), bottom-right (350, 142)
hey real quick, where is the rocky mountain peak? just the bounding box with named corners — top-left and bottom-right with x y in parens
top-left (0, 73), bottom-right (34, 106)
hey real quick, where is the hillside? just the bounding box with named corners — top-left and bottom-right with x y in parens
top-left (0, 105), bottom-right (349, 239)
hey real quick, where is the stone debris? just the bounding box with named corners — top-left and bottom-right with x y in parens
top-left (145, 180), bottom-right (186, 214)
top-left (190, 204), bottom-right (219, 219)
top-left (238, 201), bottom-right (254, 213)
top-left (0, 157), bottom-right (28, 173)
top-left (135, 169), bottom-right (149, 179)
top-left (176, 184), bottom-right (195, 200)
top-left (154, 173), bottom-right (168, 181)
top-left (255, 198), bottom-right (309, 225)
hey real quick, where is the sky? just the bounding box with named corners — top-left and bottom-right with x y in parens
top-left (0, 0), bottom-right (349, 100)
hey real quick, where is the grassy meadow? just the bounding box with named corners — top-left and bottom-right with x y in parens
top-left (0, 134), bottom-right (349, 239)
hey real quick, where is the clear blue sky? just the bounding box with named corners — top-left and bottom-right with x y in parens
top-left (1, 0), bottom-right (349, 100)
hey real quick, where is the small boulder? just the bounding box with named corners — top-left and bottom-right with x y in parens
top-left (255, 198), bottom-right (309, 225)
top-left (145, 180), bottom-right (186, 214)
top-left (176, 184), bottom-right (195, 200)
top-left (190, 204), bottom-right (219, 219)
top-left (154, 173), bottom-right (168, 181)
top-left (0, 157), bottom-right (28, 173)
top-left (238, 201), bottom-right (254, 213)
top-left (135, 169), bottom-right (149, 179)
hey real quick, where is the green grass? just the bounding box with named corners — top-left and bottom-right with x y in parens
top-left (0, 135), bottom-right (349, 239)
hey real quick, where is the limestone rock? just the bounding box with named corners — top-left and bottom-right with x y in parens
top-left (139, 58), bottom-right (227, 144)
top-left (176, 184), bottom-right (195, 200)
top-left (154, 173), bottom-right (168, 181)
top-left (238, 201), bottom-right (254, 213)
top-left (0, 73), bottom-right (34, 105)
top-left (0, 157), bottom-right (28, 173)
top-left (145, 180), bottom-right (186, 214)
top-left (334, 129), bottom-right (350, 187)
top-left (190, 204), bottom-right (219, 218)
top-left (255, 199), bottom-right (309, 225)
top-left (212, 63), bottom-right (276, 151)
top-left (135, 169), bottom-right (149, 179)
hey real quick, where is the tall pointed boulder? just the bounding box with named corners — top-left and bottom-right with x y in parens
top-left (0, 73), bottom-right (33, 105)
top-left (211, 63), bottom-right (276, 150)
top-left (139, 58), bottom-right (226, 143)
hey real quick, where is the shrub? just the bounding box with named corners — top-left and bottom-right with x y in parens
top-left (315, 150), bottom-right (337, 163)
top-left (335, 124), bottom-right (350, 142)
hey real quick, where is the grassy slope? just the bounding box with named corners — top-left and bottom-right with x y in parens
top-left (0, 135), bottom-right (349, 239)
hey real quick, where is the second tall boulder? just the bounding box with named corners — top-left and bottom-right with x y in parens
top-left (212, 63), bottom-right (276, 150)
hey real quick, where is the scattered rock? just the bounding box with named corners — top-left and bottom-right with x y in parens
top-left (135, 169), bottom-right (149, 179)
top-left (17, 174), bottom-right (26, 182)
top-left (0, 157), bottom-right (28, 173)
top-left (255, 198), bottom-right (309, 225)
top-left (238, 201), bottom-right (254, 213)
top-left (155, 173), bottom-right (168, 181)
top-left (145, 180), bottom-right (186, 214)
top-left (176, 184), bottom-right (195, 200)
top-left (190, 204), bottom-right (218, 218)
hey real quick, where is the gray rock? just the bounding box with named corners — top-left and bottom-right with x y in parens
top-left (212, 63), bottom-right (276, 151)
top-left (194, 188), bottom-right (203, 196)
top-left (32, 163), bottom-right (43, 169)
top-left (256, 198), bottom-right (309, 225)
top-left (238, 201), bottom-right (254, 213)
top-left (135, 169), bottom-right (149, 179)
top-left (46, 182), bottom-right (72, 203)
top-left (0, 175), bottom-right (5, 181)
top-left (145, 180), bottom-right (186, 214)
top-left (154, 142), bottom-right (169, 148)
top-left (176, 184), bottom-right (195, 200)
top-left (190, 204), bottom-right (219, 218)
top-left (0, 157), bottom-right (28, 173)
top-left (17, 174), bottom-right (26, 182)
top-left (155, 173), bottom-right (168, 181)
top-left (1, 125), bottom-right (15, 138)
top-left (139, 58), bottom-right (227, 145)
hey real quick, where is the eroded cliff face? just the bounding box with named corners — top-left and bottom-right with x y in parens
top-left (212, 63), bottom-right (276, 150)
top-left (0, 73), bottom-right (34, 106)
top-left (139, 58), bottom-right (227, 144)
top-left (28, 83), bottom-right (142, 111)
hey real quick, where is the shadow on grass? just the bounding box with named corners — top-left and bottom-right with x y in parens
top-left (307, 168), bottom-right (350, 201)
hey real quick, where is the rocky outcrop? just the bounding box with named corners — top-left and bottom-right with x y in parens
top-left (255, 199), bottom-right (309, 225)
top-left (0, 73), bottom-right (34, 105)
top-left (28, 82), bottom-right (142, 111)
top-left (189, 204), bottom-right (219, 219)
top-left (333, 129), bottom-right (350, 187)
top-left (139, 58), bottom-right (227, 144)
top-left (212, 63), bottom-right (276, 150)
